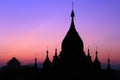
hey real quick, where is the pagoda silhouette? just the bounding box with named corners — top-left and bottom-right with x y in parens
top-left (0, 4), bottom-right (120, 80)
top-left (42, 7), bottom-right (102, 80)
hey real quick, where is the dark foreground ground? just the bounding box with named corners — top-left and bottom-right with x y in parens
top-left (0, 66), bottom-right (120, 80)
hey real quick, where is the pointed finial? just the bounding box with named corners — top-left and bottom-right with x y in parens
top-left (96, 46), bottom-right (98, 55)
top-left (46, 46), bottom-right (49, 55)
top-left (55, 45), bottom-right (57, 56)
top-left (47, 46), bottom-right (48, 51)
top-left (88, 45), bottom-right (89, 52)
top-left (35, 56), bottom-right (37, 62)
top-left (34, 53), bottom-right (38, 68)
top-left (55, 48), bottom-right (57, 54)
top-left (71, 2), bottom-right (75, 17)
top-left (47, 50), bottom-right (48, 55)
top-left (87, 45), bottom-right (90, 56)
top-left (72, 2), bottom-right (74, 10)
top-left (95, 47), bottom-right (98, 60)
top-left (108, 58), bottom-right (110, 64)
top-left (34, 53), bottom-right (37, 63)
top-left (96, 51), bottom-right (98, 57)
top-left (108, 53), bottom-right (110, 60)
top-left (96, 51), bottom-right (98, 55)
top-left (107, 57), bottom-right (111, 70)
top-left (108, 54), bottom-right (110, 64)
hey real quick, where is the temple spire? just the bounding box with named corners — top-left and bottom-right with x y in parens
top-left (52, 47), bottom-right (59, 68)
top-left (46, 49), bottom-right (49, 59)
top-left (72, 2), bottom-right (74, 10)
top-left (95, 47), bottom-right (98, 60)
top-left (87, 47), bottom-right (92, 64)
top-left (88, 46), bottom-right (90, 57)
top-left (43, 49), bottom-right (52, 70)
top-left (46, 46), bottom-right (49, 59)
top-left (93, 49), bottom-right (101, 71)
top-left (107, 58), bottom-right (111, 71)
top-left (71, 2), bottom-right (75, 17)
top-left (34, 53), bottom-right (38, 68)
top-left (96, 50), bottom-right (98, 60)
top-left (55, 45), bottom-right (57, 56)
top-left (55, 48), bottom-right (57, 56)
top-left (70, 2), bottom-right (75, 30)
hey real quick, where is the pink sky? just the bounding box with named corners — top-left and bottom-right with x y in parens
top-left (0, 0), bottom-right (120, 69)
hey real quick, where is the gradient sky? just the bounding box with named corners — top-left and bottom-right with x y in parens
top-left (0, 0), bottom-right (120, 69)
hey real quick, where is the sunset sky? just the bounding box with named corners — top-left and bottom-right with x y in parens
top-left (0, 0), bottom-right (120, 69)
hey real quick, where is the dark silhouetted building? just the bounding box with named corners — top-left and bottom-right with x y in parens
top-left (52, 48), bottom-right (59, 68)
top-left (59, 9), bottom-right (89, 73)
top-left (93, 50), bottom-right (101, 71)
top-left (0, 4), bottom-right (120, 80)
top-left (7, 57), bottom-right (21, 68)
top-left (43, 50), bottom-right (52, 70)
top-left (87, 48), bottom-right (92, 65)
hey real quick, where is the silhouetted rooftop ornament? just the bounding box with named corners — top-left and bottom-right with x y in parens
top-left (95, 51), bottom-right (98, 60)
top-left (53, 48), bottom-right (59, 68)
top-left (43, 50), bottom-right (52, 70)
top-left (107, 58), bottom-right (111, 71)
top-left (71, 2), bottom-right (75, 17)
top-left (94, 47), bottom-right (99, 62)
top-left (34, 53), bottom-right (38, 68)
top-left (45, 50), bottom-right (51, 63)
top-left (87, 48), bottom-right (92, 64)
top-left (93, 50), bottom-right (101, 71)
top-left (87, 48), bottom-right (90, 57)
top-left (55, 48), bottom-right (57, 56)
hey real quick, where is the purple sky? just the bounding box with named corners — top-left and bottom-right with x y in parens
top-left (0, 0), bottom-right (120, 69)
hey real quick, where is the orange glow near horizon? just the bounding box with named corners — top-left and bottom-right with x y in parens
top-left (0, 0), bottom-right (120, 70)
